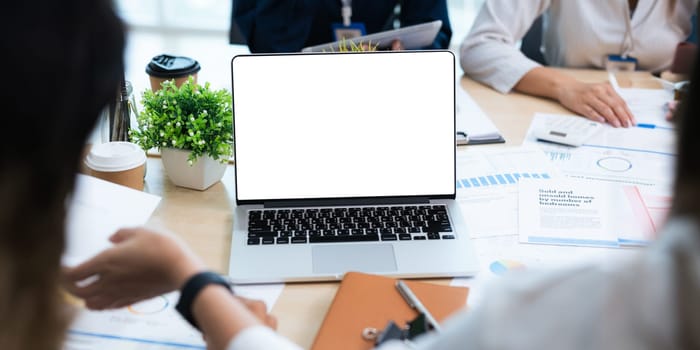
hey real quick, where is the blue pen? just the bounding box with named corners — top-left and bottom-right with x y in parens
top-left (637, 123), bottom-right (674, 131)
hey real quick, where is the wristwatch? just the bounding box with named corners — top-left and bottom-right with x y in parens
top-left (175, 271), bottom-right (232, 330)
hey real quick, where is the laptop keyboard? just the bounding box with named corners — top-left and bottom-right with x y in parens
top-left (247, 205), bottom-right (455, 245)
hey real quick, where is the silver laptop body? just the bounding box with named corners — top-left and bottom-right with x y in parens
top-left (229, 51), bottom-right (478, 283)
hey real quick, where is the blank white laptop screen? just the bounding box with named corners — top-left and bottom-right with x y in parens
top-left (232, 51), bottom-right (455, 202)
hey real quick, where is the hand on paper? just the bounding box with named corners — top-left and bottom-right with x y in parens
top-left (514, 67), bottom-right (635, 128)
top-left (557, 81), bottom-right (636, 128)
top-left (63, 227), bottom-right (205, 310)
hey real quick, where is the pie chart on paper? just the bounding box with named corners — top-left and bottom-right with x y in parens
top-left (489, 259), bottom-right (526, 276)
top-left (127, 295), bottom-right (170, 315)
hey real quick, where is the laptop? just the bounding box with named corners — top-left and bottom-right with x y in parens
top-left (229, 51), bottom-right (478, 283)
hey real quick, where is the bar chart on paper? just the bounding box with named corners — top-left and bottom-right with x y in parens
top-left (455, 147), bottom-right (561, 239)
top-left (457, 172), bottom-right (552, 189)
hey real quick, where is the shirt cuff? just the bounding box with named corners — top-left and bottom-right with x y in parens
top-left (226, 326), bottom-right (302, 350)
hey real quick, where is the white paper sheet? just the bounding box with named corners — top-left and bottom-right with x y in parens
top-left (63, 174), bottom-right (162, 267)
top-left (456, 146), bottom-right (562, 238)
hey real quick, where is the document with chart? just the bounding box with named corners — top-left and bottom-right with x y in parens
top-left (455, 146), bottom-right (561, 238)
top-left (65, 293), bottom-right (205, 350)
top-left (65, 285), bottom-right (284, 350)
top-left (518, 179), bottom-right (664, 248)
top-left (525, 113), bottom-right (675, 193)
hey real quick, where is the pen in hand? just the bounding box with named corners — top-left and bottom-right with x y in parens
top-left (607, 71), bottom-right (636, 127)
top-left (396, 280), bottom-right (442, 332)
top-left (608, 71), bottom-right (622, 94)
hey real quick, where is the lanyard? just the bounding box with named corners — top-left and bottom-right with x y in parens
top-left (621, 1), bottom-right (635, 57)
top-left (341, 0), bottom-right (352, 26)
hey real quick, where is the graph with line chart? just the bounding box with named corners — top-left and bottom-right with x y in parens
top-left (65, 293), bottom-right (205, 350)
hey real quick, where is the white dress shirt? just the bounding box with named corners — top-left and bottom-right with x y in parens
top-left (227, 217), bottom-right (700, 349)
top-left (460, 0), bottom-right (697, 93)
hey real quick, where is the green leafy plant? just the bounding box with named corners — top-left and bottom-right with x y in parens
top-left (131, 77), bottom-right (233, 165)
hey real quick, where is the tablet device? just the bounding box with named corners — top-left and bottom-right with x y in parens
top-left (301, 20), bottom-right (442, 52)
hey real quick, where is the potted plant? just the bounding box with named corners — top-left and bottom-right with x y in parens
top-left (331, 39), bottom-right (379, 52)
top-left (131, 77), bottom-right (233, 190)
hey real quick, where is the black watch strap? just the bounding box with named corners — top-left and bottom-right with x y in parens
top-left (175, 271), bottom-right (232, 330)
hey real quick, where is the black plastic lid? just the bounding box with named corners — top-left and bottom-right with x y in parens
top-left (146, 54), bottom-right (201, 78)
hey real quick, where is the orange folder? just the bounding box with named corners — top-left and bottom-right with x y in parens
top-left (311, 272), bottom-right (469, 350)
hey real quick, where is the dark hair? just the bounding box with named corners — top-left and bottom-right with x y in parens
top-left (0, 1), bottom-right (124, 349)
top-left (671, 57), bottom-right (699, 217)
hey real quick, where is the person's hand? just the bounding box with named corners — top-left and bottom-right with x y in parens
top-left (235, 296), bottom-right (278, 330)
top-left (666, 100), bottom-right (678, 121)
top-left (556, 81), bottom-right (635, 127)
top-left (63, 227), bottom-right (205, 310)
top-left (390, 39), bottom-right (404, 51)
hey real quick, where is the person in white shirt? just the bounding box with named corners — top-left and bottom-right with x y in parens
top-left (460, 0), bottom-right (697, 128)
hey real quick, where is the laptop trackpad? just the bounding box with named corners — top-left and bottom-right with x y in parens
top-left (312, 244), bottom-right (397, 274)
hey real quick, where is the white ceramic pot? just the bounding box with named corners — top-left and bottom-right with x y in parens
top-left (160, 148), bottom-right (226, 191)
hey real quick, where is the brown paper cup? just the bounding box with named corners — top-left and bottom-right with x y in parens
top-left (149, 73), bottom-right (198, 92)
top-left (85, 142), bottom-right (147, 191)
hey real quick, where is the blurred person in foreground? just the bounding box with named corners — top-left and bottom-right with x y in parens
top-left (0, 1), bottom-right (124, 349)
top-left (0, 2), bottom-right (272, 349)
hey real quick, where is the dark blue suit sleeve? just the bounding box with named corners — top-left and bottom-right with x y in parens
top-left (233, 0), bottom-right (315, 53)
top-left (399, 0), bottom-right (452, 49)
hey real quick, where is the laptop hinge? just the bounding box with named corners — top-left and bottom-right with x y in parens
top-left (263, 197), bottom-right (431, 208)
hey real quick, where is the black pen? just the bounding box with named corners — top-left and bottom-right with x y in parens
top-left (395, 280), bottom-right (442, 332)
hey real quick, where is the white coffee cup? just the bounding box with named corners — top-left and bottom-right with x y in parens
top-left (84, 142), bottom-right (147, 190)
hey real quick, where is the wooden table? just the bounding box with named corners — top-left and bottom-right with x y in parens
top-left (143, 69), bottom-right (660, 349)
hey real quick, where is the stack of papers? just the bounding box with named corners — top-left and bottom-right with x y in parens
top-left (518, 88), bottom-right (675, 248)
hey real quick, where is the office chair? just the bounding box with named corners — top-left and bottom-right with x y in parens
top-left (520, 15), bottom-right (547, 65)
top-left (688, 13), bottom-right (697, 44)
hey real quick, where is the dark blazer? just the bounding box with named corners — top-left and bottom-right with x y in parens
top-left (232, 0), bottom-right (452, 52)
